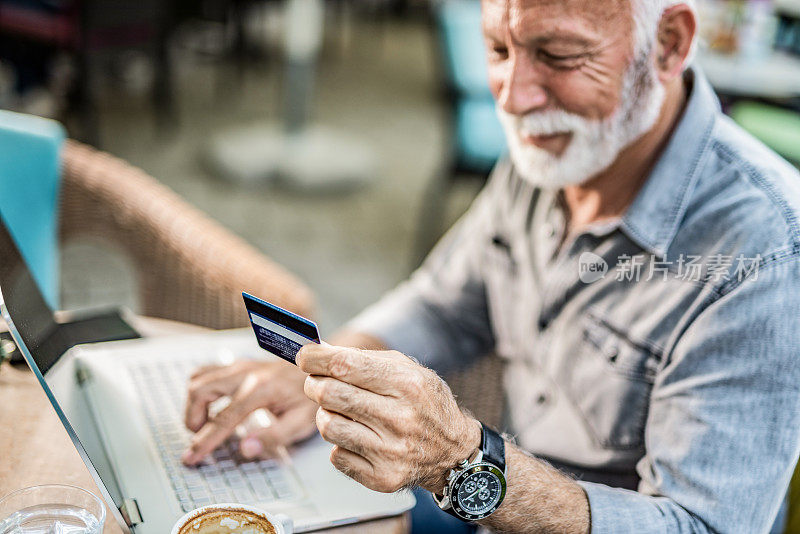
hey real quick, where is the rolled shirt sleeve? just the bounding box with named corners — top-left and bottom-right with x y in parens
top-left (579, 256), bottom-right (800, 533)
top-left (345, 165), bottom-right (508, 373)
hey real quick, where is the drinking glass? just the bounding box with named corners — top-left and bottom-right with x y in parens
top-left (0, 484), bottom-right (105, 533)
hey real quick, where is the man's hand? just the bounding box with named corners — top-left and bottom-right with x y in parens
top-left (182, 360), bottom-right (317, 465)
top-left (296, 343), bottom-right (481, 493)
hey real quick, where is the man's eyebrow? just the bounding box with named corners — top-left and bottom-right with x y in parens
top-left (517, 33), bottom-right (594, 48)
top-left (536, 34), bottom-right (592, 46)
top-left (482, 19), bottom-right (600, 49)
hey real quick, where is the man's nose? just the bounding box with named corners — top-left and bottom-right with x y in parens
top-left (496, 56), bottom-right (548, 116)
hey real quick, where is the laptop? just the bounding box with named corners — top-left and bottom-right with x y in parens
top-left (0, 213), bottom-right (415, 533)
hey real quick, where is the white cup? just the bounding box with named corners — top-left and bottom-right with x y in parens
top-left (171, 503), bottom-right (293, 534)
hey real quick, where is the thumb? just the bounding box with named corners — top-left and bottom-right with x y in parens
top-left (239, 404), bottom-right (317, 460)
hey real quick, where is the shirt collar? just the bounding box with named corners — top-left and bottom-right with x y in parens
top-left (620, 67), bottom-right (719, 258)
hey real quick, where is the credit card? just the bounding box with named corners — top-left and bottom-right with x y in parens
top-left (242, 292), bottom-right (320, 364)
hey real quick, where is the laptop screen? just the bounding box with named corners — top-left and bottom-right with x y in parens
top-left (0, 211), bottom-right (128, 526)
top-left (0, 213), bottom-right (64, 373)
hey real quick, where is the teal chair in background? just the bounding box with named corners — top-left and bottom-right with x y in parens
top-left (414, 0), bottom-right (506, 265)
top-left (437, 0), bottom-right (506, 172)
top-left (729, 102), bottom-right (800, 165)
top-left (0, 110), bottom-right (66, 309)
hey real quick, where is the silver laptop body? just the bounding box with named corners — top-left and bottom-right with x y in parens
top-left (0, 214), bottom-right (414, 533)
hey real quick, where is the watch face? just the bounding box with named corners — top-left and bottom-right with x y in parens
top-left (451, 463), bottom-right (506, 520)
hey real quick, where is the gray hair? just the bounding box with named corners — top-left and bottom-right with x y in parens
top-left (631, 0), bottom-right (697, 64)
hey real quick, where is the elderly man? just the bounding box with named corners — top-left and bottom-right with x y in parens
top-left (182, 0), bottom-right (800, 531)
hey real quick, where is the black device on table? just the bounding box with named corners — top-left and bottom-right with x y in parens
top-left (0, 211), bottom-right (140, 367)
top-left (1, 309), bottom-right (140, 365)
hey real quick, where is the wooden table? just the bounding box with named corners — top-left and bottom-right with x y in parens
top-left (0, 316), bottom-right (408, 534)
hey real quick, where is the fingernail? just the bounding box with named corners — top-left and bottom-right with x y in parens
top-left (181, 450), bottom-right (196, 465)
top-left (241, 437), bottom-right (264, 459)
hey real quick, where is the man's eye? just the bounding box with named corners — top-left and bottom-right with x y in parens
top-left (538, 50), bottom-right (586, 69)
top-left (488, 46), bottom-right (509, 61)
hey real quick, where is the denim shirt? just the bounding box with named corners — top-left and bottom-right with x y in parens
top-left (348, 69), bottom-right (800, 533)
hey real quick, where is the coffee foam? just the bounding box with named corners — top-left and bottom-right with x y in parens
top-left (177, 507), bottom-right (276, 534)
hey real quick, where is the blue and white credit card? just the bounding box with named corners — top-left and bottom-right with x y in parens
top-left (243, 292), bottom-right (320, 365)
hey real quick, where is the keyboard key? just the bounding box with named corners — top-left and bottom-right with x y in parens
top-left (245, 473), bottom-right (266, 488)
top-left (253, 486), bottom-right (275, 502)
top-left (206, 476), bottom-right (228, 491)
top-left (184, 476), bottom-right (204, 490)
top-left (190, 488), bottom-right (210, 500)
top-left (192, 497), bottom-right (212, 507)
top-left (275, 486), bottom-right (296, 499)
top-left (217, 460), bottom-right (236, 471)
top-left (259, 459), bottom-right (279, 470)
top-left (211, 489), bottom-right (234, 502)
top-left (240, 462), bottom-right (260, 473)
top-left (250, 479), bottom-right (273, 500)
top-left (265, 471), bottom-right (287, 484)
top-left (200, 465), bottom-right (220, 476)
top-left (233, 488), bottom-right (255, 502)
top-left (224, 472), bottom-right (247, 487)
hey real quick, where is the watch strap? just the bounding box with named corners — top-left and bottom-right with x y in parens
top-left (481, 424), bottom-right (506, 473)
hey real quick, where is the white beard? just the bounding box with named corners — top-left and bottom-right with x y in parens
top-left (497, 50), bottom-right (666, 189)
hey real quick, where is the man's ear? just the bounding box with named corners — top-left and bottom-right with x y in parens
top-left (655, 3), bottom-right (697, 82)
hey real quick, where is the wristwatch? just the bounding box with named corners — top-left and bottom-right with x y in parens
top-left (432, 423), bottom-right (507, 521)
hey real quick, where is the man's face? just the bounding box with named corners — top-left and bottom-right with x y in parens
top-left (483, 0), bottom-right (665, 188)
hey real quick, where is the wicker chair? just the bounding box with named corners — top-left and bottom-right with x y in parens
top-left (58, 140), bottom-right (314, 328)
top-left (58, 139), bottom-right (504, 427)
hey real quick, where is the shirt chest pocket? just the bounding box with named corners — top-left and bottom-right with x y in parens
top-left (567, 316), bottom-right (661, 450)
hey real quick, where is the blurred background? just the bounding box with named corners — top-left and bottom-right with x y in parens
top-left (1, 0), bottom-right (799, 334)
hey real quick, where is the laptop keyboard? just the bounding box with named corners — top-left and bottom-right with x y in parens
top-left (128, 360), bottom-right (303, 512)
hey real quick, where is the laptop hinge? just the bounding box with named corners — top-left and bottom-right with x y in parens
top-left (120, 498), bottom-right (143, 527)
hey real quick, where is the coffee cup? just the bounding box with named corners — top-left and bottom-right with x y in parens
top-left (171, 503), bottom-right (292, 534)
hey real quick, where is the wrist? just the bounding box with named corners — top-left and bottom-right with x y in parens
top-left (459, 416), bottom-right (483, 466)
top-left (425, 415), bottom-right (482, 492)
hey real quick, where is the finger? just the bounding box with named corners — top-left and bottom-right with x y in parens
top-left (316, 407), bottom-right (380, 458)
top-left (329, 445), bottom-right (375, 488)
top-left (304, 375), bottom-right (389, 428)
top-left (184, 364), bottom-right (255, 431)
top-left (184, 387), bottom-right (224, 434)
top-left (239, 404), bottom-right (318, 459)
top-left (296, 345), bottom-right (410, 396)
top-left (183, 374), bottom-right (265, 465)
